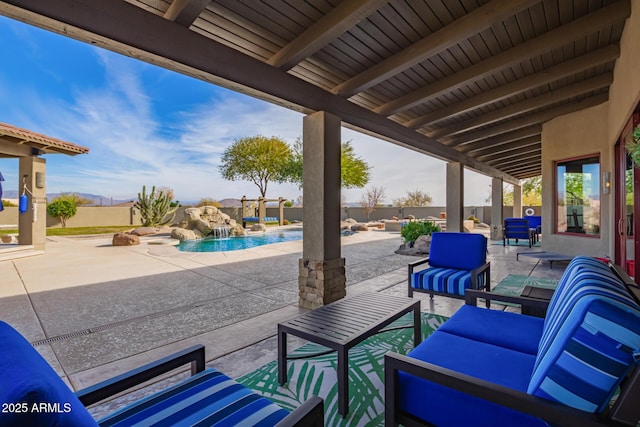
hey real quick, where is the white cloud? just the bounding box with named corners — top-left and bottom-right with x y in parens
top-left (0, 35), bottom-right (493, 206)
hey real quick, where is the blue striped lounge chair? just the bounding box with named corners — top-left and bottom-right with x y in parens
top-left (0, 321), bottom-right (323, 426)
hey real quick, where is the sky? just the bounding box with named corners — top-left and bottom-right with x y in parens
top-left (0, 15), bottom-right (493, 206)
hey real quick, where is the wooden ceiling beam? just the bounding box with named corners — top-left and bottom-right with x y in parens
top-left (459, 125), bottom-right (541, 153)
top-left (502, 161), bottom-right (541, 173)
top-left (404, 45), bottom-right (619, 129)
top-left (445, 93), bottom-right (608, 146)
top-left (268, 0), bottom-right (389, 70)
top-left (429, 73), bottom-right (613, 138)
top-left (331, 0), bottom-right (539, 97)
top-left (164, 0), bottom-right (210, 27)
top-left (485, 150), bottom-right (541, 167)
top-left (0, 0), bottom-right (522, 185)
top-left (375, 0), bottom-right (630, 116)
top-left (473, 137), bottom-right (540, 160)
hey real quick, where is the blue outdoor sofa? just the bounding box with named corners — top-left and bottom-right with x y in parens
top-left (387, 256), bottom-right (640, 426)
top-left (0, 325), bottom-right (323, 426)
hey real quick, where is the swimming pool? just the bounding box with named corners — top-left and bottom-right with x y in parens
top-left (177, 229), bottom-right (303, 252)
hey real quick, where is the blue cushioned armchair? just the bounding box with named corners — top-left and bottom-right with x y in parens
top-left (408, 232), bottom-right (490, 301)
top-left (503, 217), bottom-right (534, 247)
top-left (0, 321), bottom-right (324, 427)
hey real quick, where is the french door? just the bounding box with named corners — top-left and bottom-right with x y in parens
top-left (615, 113), bottom-right (639, 278)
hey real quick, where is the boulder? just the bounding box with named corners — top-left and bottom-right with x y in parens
top-left (231, 224), bottom-right (246, 236)
top-left (130, 227), bottom-right (158, 236)
top-left (394, 242), bottom-right (421, 256)
top-left (193, 219), bottom-right (212, 235)
top-left (351, 223), bottom-right (369, 231)
top-left (202, 206), bottom-right (219, 215)
top-left (343, 218), bottom-right (358, 224)
top-left (113, 233), bottom-right (140, 246)
top-left (414, 235), bottom-right (432, 254)
top-left (251, 223), bottom-right (267, 232)
top-left (1, 235), bottom-right (16, 244)
top-left (171, 228), bottom-right (198, 241)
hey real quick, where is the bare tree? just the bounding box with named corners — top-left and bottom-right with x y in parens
top-left (393, 189), bottom-right (433, 207)
top-left (359, 186), bottom-right (386, 220)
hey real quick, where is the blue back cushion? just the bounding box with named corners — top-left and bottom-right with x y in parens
top-left (524, 215), bottom-right (541, 228)
top-left (429, 232), bottom-right (487, 271)
top-left (0, 321), bottom-right (98, 427)
top-left (504, 218), bottom-right (531, 238)
top-left (528, 267), bottom-right (640, 413)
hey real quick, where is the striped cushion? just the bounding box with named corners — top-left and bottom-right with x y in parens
top-left (538, 268), bottom-right (634, 363)
top-left (528, 274), bottom-right (640, 413)
top-left (99, 369), bottom-right (290, 427)
top-left (411, 267), bottom-right (483, 296)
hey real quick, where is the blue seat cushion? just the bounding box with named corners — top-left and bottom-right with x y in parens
top-left (0, 321), bottom-right (99, 427)
top-left (99, 368), bottom-right (290, 427)
top-left (428, 232), bottom-right (487, 270)
top-left (399, 331), bottom-right (546, 427)
top-left (410, 267), bottom-right (477, 296)
top-left (438, 305), bottom-right (544, 355)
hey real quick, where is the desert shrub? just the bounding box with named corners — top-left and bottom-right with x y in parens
top-left (197, 198), bottom-right (222, 207)
top-left (47, 199), bottom-right (77, 228)
top-left (135, 185), bottom-right (177, 227)
top-left (401, 221), bottom-right (441, 243)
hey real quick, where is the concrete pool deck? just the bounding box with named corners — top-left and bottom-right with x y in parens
top-left (1, 227), bottom-right (566, 407)
top-left (0, 228), bottom-right (414, 389)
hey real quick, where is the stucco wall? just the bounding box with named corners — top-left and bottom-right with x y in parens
top-left (541, 0), bottom-right (640, 257)
top-left (542, 103), bottom-right (610, 257)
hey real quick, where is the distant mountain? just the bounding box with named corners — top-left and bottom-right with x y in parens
top-left (1, 190), bottom-right (246, 208)
top-left (1, 190), bottom-right (133, 206)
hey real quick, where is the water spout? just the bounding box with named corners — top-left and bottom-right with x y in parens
top-left (210, 225), bottom-right (231, 239)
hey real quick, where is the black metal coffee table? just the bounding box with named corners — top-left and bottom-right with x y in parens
top-left (277, 292), bottom-right (421, 417)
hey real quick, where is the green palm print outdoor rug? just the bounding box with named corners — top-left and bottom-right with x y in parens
top-left (238, 312), bottom-right (448, 426)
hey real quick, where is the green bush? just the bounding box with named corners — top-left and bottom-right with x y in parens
top-left (47, 199), bottom-right (77, 228)
top-left (401, 221), bottom-right (441, 243)
top-left (467, 215), bottom-right (480, 224)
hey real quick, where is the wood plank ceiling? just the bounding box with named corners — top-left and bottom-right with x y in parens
top-left (0, 0), bottom-right (630, 181)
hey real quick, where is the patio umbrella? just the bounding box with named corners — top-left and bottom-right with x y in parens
top-left (0, 171), bottom-right (4, 212)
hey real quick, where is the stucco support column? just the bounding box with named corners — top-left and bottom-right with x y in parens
top-left (299, 111), bottom-right (345, 309)
top-left (491, 177), bottom-right (504, 240)
top-left (513, 184), bottom-right (522, 217)
top-left (18, 156), bottom-right (46, 250)
top-left (446, 162), bottom-right (464, 232)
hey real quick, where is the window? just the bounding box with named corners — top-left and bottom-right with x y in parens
top-left (556, 155), bottom-right (600, 236)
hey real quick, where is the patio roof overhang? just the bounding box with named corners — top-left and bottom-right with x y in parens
top-left (0, 122), bottom-right (89, 158)
top-left (0, 0), bottom-right (630, 184)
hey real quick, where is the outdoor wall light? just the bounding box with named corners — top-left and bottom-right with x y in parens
top-left (603, 171), bottom-right (611, 194)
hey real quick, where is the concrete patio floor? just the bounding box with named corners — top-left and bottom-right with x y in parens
top-left (1, 228), bottom-right (567, 419)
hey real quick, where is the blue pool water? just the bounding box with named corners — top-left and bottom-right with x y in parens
top-left (177, 229), bottom-right (303, 252)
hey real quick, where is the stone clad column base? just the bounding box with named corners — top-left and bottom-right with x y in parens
top-left (298, 257), bottom-right (346, 309)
